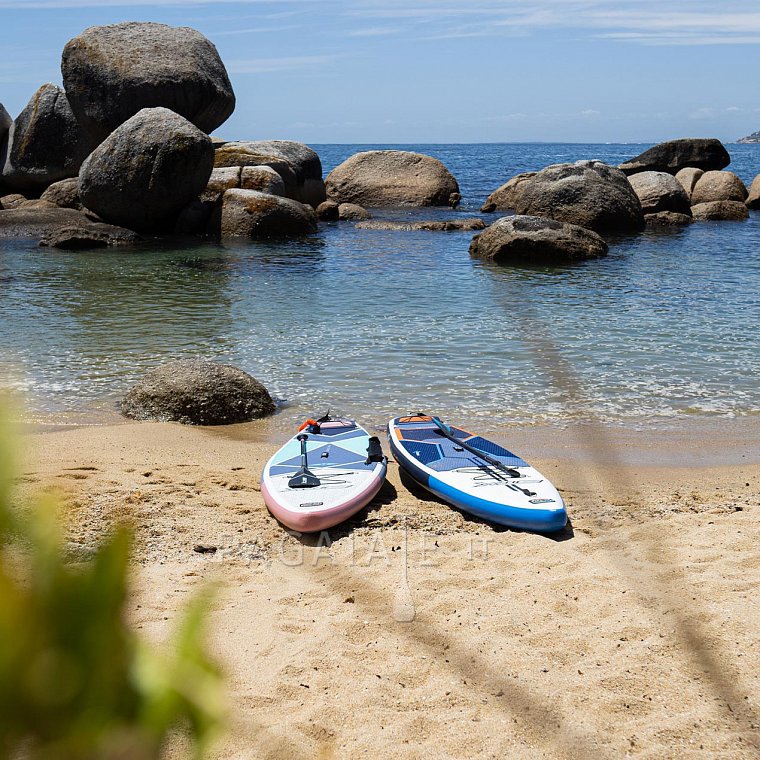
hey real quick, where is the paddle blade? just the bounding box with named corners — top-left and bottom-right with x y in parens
top-left (288, 469), bottom-right (321, 489)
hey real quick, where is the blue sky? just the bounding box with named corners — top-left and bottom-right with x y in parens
top-left (0, 0), bottom-right (759, 143)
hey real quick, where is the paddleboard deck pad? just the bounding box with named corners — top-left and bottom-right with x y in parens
top-left (262, 418), bottom-right (387, 532)
top-left (388, 415), bottom-right (567, 532)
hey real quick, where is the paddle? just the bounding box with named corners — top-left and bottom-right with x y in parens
top-left (429, 416), bottom-right (536, 496)
top-left (288, 434), bottom-right (321, 489)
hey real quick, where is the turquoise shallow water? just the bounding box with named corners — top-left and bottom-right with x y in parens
top-left (1, 143), bottom-right (759, 433)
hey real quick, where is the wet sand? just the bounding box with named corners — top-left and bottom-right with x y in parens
top-left (17, 419), bottom-right (760, 758)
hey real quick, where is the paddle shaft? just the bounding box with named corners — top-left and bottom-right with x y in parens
top-left (288, 434), bottom-right (321, 488)
top-left (430, 417), bottom-right (535, 495)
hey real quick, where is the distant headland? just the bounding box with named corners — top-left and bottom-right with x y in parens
top-left (737, 130), bottom-right (760, 144)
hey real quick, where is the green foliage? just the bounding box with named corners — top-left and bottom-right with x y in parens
top-left (0, 411), bottom-right (224, 759)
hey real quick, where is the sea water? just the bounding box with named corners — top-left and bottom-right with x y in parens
top-left (1, 143), bottom-right (758, 433)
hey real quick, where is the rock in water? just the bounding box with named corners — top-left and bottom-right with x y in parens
top-left (2, 84), bottom-right (90, 191)
top-left (214, 140), bottom-right (324, 206)
top-left (690, 171), bottom-right (748, 205)
top-left (316, 200), bottom-right (339, 221)
top-left (644, 212), bottom-right (693, 227)
top-left (338, 203), bottom-right (370, 221)
top-left (674, 167), bottom-right (704, 200)
top-left (62, 22), bottom-right (235, 144)
top-left (0, 207), bottom-right (140, 242)
top-left (220, 189), bottom-right (318, 238)
top-left (619, 138), bottom-right (730, 175)
top-left (691, 201), bottom-right (749, 221)
top-left (79, 108), bottom-right (214, 232)
top-left (747, 175), bottom-right (760, 210)
top-left (325, 150), bottom-right (460, 207)
top-left (481, 172), bottom-right (536, 213)
top-left (627, 171), bottom-right (691, 215)
top-left (515, 160), bottom-right (644, 233)
top-left (121, 359), bottom-right (276, 425)
top-left (469, 215), bottom-right (608, 264)
top-left (40, 226), bottom-right (141, 249)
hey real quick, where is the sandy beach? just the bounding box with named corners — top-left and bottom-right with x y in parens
top-left (15, 417), bottom-right (759, 759)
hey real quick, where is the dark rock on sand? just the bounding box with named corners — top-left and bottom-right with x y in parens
top-left (62, 22), bottom-right (235, 144)
top-left (674, 168), bottom-right (704, 200)
top-left (481, 172), bottom-right (536, 213)
top-left (316, 200), bottom-right (339, 221)
top-left (644, 211), bottom-right (694, 227)
top-left (220, 189), bottom-right (317, 238)
top-left (121, 359), bottom-right (275, 425)
top-left (469, 215), bottom-right (607, 264)
top-left (79, 107), bottom-right (214, 232)
top-left (40, 178), bottom-right (82, 210)
top-left (326, 150), bottom-right (460, 207)
top-left (746, 175), bottom-right (760, 210)
top-left (690, 171), bottom-right (748, 205)
top-left (338, 203), bottom-right (371, 221)
top-left (357, 218), bottom-right (486, 232)
top-left (2, 84), bottom-right (91, 191)
top-left (627, 171), bottom-right (691, 215)
top-left (691, 201), bottom-right (749, 221)
top-left (0, 207), bottom-right (140, 242)
top-left (619, 138), bottom-right (730, 176)
top-left (40, 225), bottom-right (141, 249)
top-left (214, 140), bottom-right (324, 206)
top-left (515, 160), bottom-right (644, 233)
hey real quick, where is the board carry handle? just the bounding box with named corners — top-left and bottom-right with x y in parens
top-left (365, 436), bottom-right (385, 464)
top-left (288, 434), bottom-right (321, 489)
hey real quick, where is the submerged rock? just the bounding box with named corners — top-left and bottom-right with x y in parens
top-left (79, 107), bottom-right (214, 232)
top-left (220, 189), bottom-right (317, 238)
top-left (326, 150), bottom-right (460, 207)
top-left (627, 171), bottom-right (691, 215)
top-left (469, 215), bottom-right (607, 263)
top-left (619, 138), bottom-right (730, 175)
top-left (514, 160), bottom-right (644, 233)
top-left (691, 201), bottom-right (749, 221)
top-left (481, 172), bottom-right (536, 213)
top-left (690, 171), bottom-right (748, 205)
top-left (357, 218), bottom-right (485, 231)
top-left (121, 359), bottom-right (276, 425)
top-left (62, 22), bottom-right (235, 144)
top-left (2, 84), bottom-right (90, 191)
top-left (40, 225), bottom-right (141, 249)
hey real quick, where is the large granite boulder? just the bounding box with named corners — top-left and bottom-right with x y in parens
top-left (325, 150), bottom-right (460, 207)
top-left (62, 22), bottom-right (235, 144)
top-left (481, 172), bottom-right (536, 212)
top-left (40, 178), bottom-right (82, 210)
top-left (691, 201), bottom-right (749, 221)
top-left (674, 167), bottom-right (704, 200)
top-left (747, 175), bottom-right (760, 210)
top-left (121, 359), bottom-right (275, 425)
top-left (214, 140), bottom-right (324, 206)
top-left (220, 189), bottom-right (317, 238)
top-left (240, 165), bottom-right (286, 196)
top-left (0, 207), bottom-right (139, 242)
top-left (690, 171), bottom-right (748, 205)
top-left (2, 84), bottom-right (90, 191)
top-left (469, 215), bottom-right (607, 264)
top-left (79, 107), bottom-right (214, 232)
top-left (514, 160), bottom-right (644, 233)
top-left (619, 138), bottom-right (730, 176)
top-left (627, 171), bottom-right (691, 215)
top-left (201, 167), bottom-right (241, 204)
